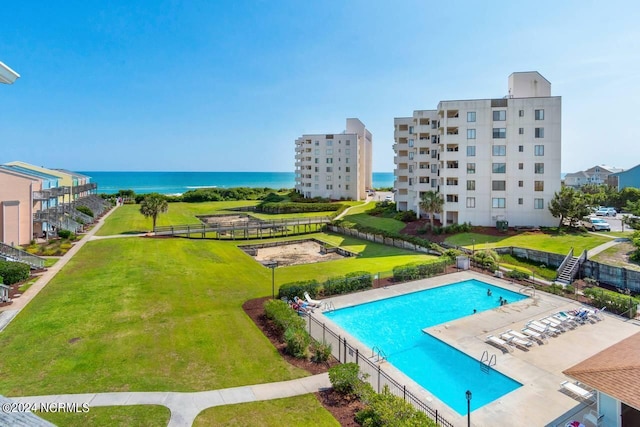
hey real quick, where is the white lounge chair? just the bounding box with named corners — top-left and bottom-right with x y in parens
top-left (583, 306), bottom-right (606, 321)
top-left (560, 380), bottom-right (594, 401)
top-left (500, 331), bottom-right (532, 349)
top-left (555, 311), bottom-right (584, 326)
top-left (521, 327), bottom-right (548, 343)
top-left (486, 335), bottom-right (513, 353)
top-left (529, 320), bottom-right (561, 336)
top-left (541, 316), bottom-right (572, 331)
top-left (505, 329), bottom-right (537, 346)
top-left (303, 291), bottom-right (322, 308)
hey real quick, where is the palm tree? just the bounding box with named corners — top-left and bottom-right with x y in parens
top-left (419, 191), bottom-right (444, 230)
top-left (139, 193), bottom-right (169, 230)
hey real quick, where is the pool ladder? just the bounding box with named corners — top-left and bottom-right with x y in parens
top-left (480, 350), bottom-right (496, 373)
top-left (519, 285), bottom-right (536, 296)
top-left (322, 301), bottom-right (335, 312)
top-left (371, 346), bottom-right (387, 363)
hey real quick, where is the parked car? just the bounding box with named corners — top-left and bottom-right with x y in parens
top-left (595, 207), bottom-right (617, 216)
top-left (384, 195), bottom-right (393, 202)
top-left (583, 217), bottom-right (611, 231)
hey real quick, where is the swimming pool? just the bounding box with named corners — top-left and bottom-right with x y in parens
top-left (325, 279), bottom-right (526, 415)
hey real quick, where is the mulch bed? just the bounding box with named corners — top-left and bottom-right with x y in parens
top-left (242, 297), bottom-right (363, 426)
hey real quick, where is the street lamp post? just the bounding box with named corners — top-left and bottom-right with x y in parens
top-left (268, 262), bottom-right (277, 299)
top-left (472, 239), bottom-right (475, 255)
top-left (466, 390), bottom-right (472, 427)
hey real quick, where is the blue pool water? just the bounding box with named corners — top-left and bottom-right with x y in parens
top-left (325, 279), bottom-right (526, 415)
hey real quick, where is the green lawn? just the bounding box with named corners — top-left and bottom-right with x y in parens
top-left (499, 254), bottom-right (558, 281)
top-left (338, 213), bottom-right (405, 234)
top-left (444, 231), bottom-right (611, 255)
top-left (38, 405), bottom-right (170, 427)
top-left (97, 201), bottom-right (260, 235)
top-left (193, 395), bottom-right (339, 426)
top-left (0, 231), bottom-right (432, 397)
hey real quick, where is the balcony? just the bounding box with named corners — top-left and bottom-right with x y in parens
top-left (446, 161), bottom-right (459, 169)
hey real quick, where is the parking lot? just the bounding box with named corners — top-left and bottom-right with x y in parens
top-left (588, 214), bottom-right (635, 232)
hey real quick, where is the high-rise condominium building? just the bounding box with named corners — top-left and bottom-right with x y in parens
top-left (393, 72), bottom-right (561, 227)
top-left (295, 118), bottom-right (372, 200)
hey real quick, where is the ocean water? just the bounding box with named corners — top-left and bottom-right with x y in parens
top-left (80, 171), bottom-right (394, 195)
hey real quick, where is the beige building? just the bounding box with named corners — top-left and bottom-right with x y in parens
top-left (295, 118), bottom-right (372, 200)
top-left (393, 72), bottom-right (561, 227)
top-left (564, 165), bottom-right (623, 188)
top-left (0, 168), bottom-right (38, 245)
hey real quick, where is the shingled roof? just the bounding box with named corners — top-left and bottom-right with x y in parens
top-left (563, 332), bottom-right (640, 410)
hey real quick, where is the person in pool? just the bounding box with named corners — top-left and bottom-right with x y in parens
top-left (487, 288), bottom-right (492, 296)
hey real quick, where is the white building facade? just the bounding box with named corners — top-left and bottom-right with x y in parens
top-left (295, 118), bottom-right (372, 200)
top-left (394, 72), bottom-right (561, 227)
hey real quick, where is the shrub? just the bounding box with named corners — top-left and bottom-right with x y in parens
top-left (311, 342), bottom-right (332, 363)
top-left (57, 229), bottom-right (72, 239)
top-left (329, 363), bottom-right (361, 395)
top-left (76, 205), bottom-right (94, 217)
top-left (564, 285), bottom-right (575, 295)
top-left (264, 299), bottom-right (305, 333)
top-left (505, 270), bottom-right (529, 280)
top-left (394, 210), bottom-right (417, 222)
top-left (392, 260), bottom-right (449, 282)
top-left (284, 327), bottom-right (310, 359)
top-left (0, 260), bottom-right (30, 285)
top-left (584, 287), bottom-right (639, 316)
top-left (355, 386), bottom-right (436, 427)
top-left (471, 249), bottom-right (499, 271)
top-left (278, 279), bottom-right (319, 300)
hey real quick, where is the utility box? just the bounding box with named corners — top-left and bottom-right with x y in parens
top-left (456, 256), bottom-right (470, 270)
top-left (496, 220), bottom-right (509, 232)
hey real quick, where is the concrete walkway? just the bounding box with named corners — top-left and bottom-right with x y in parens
top-left (587, 236), bottom-right (630, 258)
top-left (10, 373), bottom-right (331, 427)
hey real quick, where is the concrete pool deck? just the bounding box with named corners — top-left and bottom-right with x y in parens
top-left (313, 271), bottom-right (640, 427)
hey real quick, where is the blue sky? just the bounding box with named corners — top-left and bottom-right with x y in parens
top-left (1, 0), bottom-right (639, 173)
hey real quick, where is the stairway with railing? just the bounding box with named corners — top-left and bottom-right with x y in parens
top-left (0, 242), bottom-right (45, 269)
top-left (556, 248), bottom-right (587, 284)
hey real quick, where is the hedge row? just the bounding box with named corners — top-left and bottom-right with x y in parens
top-left (278, 271), bottom-right (373, 300)
top-left (0, 260), bottom-right (30, 285)
top-left (392, 260), bottom-right (449, 282)
top-left (332, 220), bottom-right (435, 250)
top-left (583, 287), bottom-right (639, 317)
top-left (256, 202), bottom-right (342, 214)
top-left (263, 299), bottom-right (331, 361)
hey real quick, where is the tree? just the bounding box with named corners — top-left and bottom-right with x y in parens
top-left (140, 193), bottom-right (169, 230)
top-left (548, 187), bottom-right (590, 228)
top-left (419, 191), bottom-right (444, 230)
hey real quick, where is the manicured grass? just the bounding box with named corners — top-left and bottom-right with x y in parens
top-left (342, 201), bottom-right (375, 215)
top-left (338, 213), bottom-right (406, 234)
top-left (96, 201), bottom-right (260, 235)
top-left (0, 233), bottom-right (433, 398)
top-left (249, 211), bottom-right (335, 220)
top-left (193, 395), bottom-right (340, 426)
top-left (499, 254), bottom-right (558, 281)
top-left (38, 405), bottom-right (170, 427)
top-left (608, 231), bottom-right (634, 238)
top-left (44, 258), bottom-right (59, 268)
top-left (444, 231), bottom-right (611, 255)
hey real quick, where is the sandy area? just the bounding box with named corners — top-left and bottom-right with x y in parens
top-left (254, 241), bottom-right (345, 266)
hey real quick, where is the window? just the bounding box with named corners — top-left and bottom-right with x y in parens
top-left (326, 158), bottom-right (333, 164)
top-left (535, 127), bottom-right (544, 138)
top-left (314, 166), bottom-right (319, 172)
top-left (518, 145), bottom-right (524, 152)
top-left (534, 198), bottom-right (544, 209)
top-left (409, 152), bottom-right (414, 160)
top-left (519, 163), bottom-right (524, 170)
top-left (326, 148), bottom-right (333, 155)
top-left (345, 166), bottom-right (350, 172)
top-left (408, 139), bottom-right (414, 147)
top-left (314, 149), bottom-right (320, 155)
top-left (467, 180), bottom-right (476, 190)
top-left (535, 109), bottom-right (544, 120)
top-left (493, 110), bottom-right (506, 121)
top-left (326, 167), bottom-right (333, 172)
top-left (326, 184), bottom-right (333, 190)
top-left (326, 175), bottom-right (332, 181)
top-left (346, 140), bottom-right (350, 145)
top-left (535, 181), bottom-right (544, 191)
top-left (535, 163), bottom-right (544, 174)
top-left (518, 198), bottom-right (523, 205)
top-left (431, 150), bottom-right (438, 159)
top-left (467, 145), bottom-right (476, 156)
top-left (492, 163), bottom-right (506, 173)
top-left (466, 197), bottom-right (476, 208)
top-left (519, 128), bottom-right (524, 135)
top-left (492, 180), bottom-right (506, 191)
top-left (409, 126), bottom-right (414, 134)
top-left (492, 198), bottom-right (506, 208)
top-left (345, 158), bottom-right (350, 163)
top-left (346, 175), bottom-right (351, 182)
top-left (446, 195), bottom-right (458, 202)
top-left (493, 128), bottom-right (506, 138)
top-left (492, 145), bottom-right (506, 156)
top-left (467, 129), bottom-right (476, 139)
top-left (467, 111), bottom-right (476, 122)
top-left (446, 178), bottom-right (458, 186)
top-left (314, 184), bottom-right (319, 190)
top-left (314, 175), bottom-right (319, 181)
top-left (345, 148), bottom-right (351, 155)
top-left (518, 180), bottom-right (523, 187)
top-left (534, 145), bottom-right (544, 156)
top-left (467, 163), bottom-right (476, 174)
top-left (326, 140), bottom-right (333, 146)
top-left (345, 184), bottom-right (350, 190)
top-left (519, 110), bottom-right (524, 117)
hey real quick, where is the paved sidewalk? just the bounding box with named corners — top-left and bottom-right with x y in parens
top-left (586, 237), bottom-right (630, 258)
top-left (0, 206), bottom-right (119, 329)
top-left (10, 373), bottom-right (331, 427)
